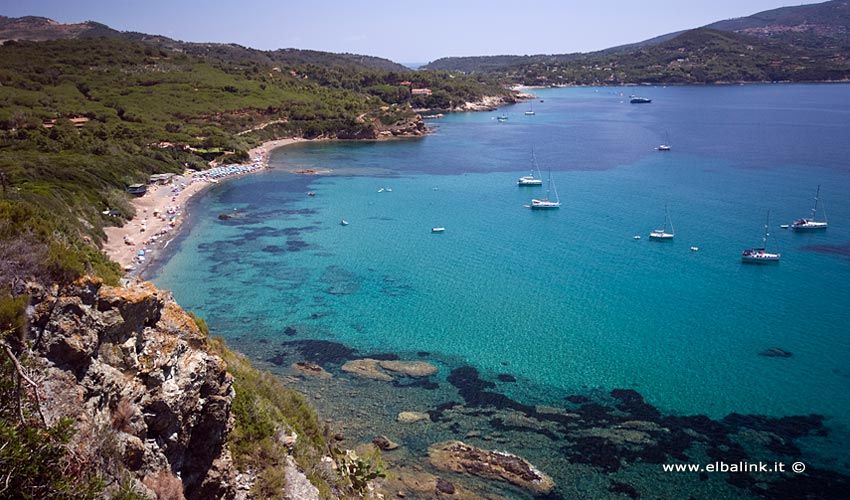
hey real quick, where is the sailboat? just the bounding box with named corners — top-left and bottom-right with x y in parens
top-left (530, 169), bottom-right (560, 209)
top-left (656, 132), bottom-right (671, 151)
top-left (524, 101), bottom-right (535, 116)
top-left (791, 185), bottom-right (828, 230)
top-left (517, 147), bottom-right (543, 186)
top-left (742, 211), bottom-right (780, 263)
top-left (649, 205), bottom-right (674, 240)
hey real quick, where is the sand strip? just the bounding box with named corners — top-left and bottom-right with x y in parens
top-left (103, 138), bottom-right (307, 277)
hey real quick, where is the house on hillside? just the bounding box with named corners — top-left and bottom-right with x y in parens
top-left (411, 88), bottom-right (432, 96)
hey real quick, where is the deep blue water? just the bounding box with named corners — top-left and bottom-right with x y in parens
top-left (151, 84), bottom-right (850, 484)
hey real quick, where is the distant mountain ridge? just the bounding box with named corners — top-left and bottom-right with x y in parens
top-left (0, 14), bottom-right (410, 72)
top-left (422, 0), bottom-right (850, 83)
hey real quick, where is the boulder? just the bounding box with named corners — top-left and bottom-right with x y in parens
top-left (378, 360), bottom-right (438, 378)
top-left (397, 411), bottom-right (430, 424)
top-left (290, 361), bottom-right (332, 379)
top-left (428, 440), bottom-right (554, 496)
top-left (372, 435), bottom-right (399, 451)
top-left (341, 358), bottom-right (393, 381)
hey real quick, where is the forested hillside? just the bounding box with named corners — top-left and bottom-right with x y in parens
top-left (0, 35), bottom-right (512, 288)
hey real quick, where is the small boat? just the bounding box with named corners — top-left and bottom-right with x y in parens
top-left (385, 187), bottom-right (393, 192)
top-left (431, 227), bottom-right (445, 233)
top-left (524, 101), bottom-right (535, 115)
top-left (690, 246), bottom-right (699, 252)
top-left (657, 132), bottom-right (671, 151)
top-left (340, 220), bottom-right (349, 226)
top-left (780, 224), bottom-right (789, 229)
top-left (377, 187), bottom-right (384, 193)
top-left (649, 205), bottom-right (674, 240)
top-left (742, 211), bottom-right (780, 264)
top-left (307, 191), bottom-right (315, 196)
top-left (791, 185), bottom-right (828, 231)
top-left (530, 168), bottom-right (561, 209)
top-left (630, 96), bottom-right (652, 104)
top-left (497, 114), bottom-right (508, 122)
top-left (518, 147), bottom-right (544, 186)
top-left (633, 235), bottom-right (641, 240)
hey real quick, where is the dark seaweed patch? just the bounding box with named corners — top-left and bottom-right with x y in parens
top-left (286, 239), bottom-right (310, 252)
top-left (266, 353), bottom-right (286, 366)
top-left (392, 379), bottom-right (439, 390)
top-left (609, 480), bottom-right (639, 499)
top-left (611, 389), bottom-right (661, 421)
top-left (446, 366), bottom-right (534, 413)
top-left (565, 395), bottom-right (591, 405)
top-left (282, 339), bottom-right (357, 366)
top-left (497, 373), bottom-right (517, 383)
top-left (262, 245), bottom-right (287, 254)
top-left (801, 242), bottom-right (850, 262)
top-left (284, 326), bottom-right (297, 336)
top-left (427, 401), bottom-right (460, 422)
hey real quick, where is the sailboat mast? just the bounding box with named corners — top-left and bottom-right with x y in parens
top-left (763, 210), bottom-right (770, 246)
top-left (812, 185), bottom-right (820, 219)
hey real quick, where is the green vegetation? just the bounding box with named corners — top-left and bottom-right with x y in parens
top-left (0, 36), bottom-right (511, 288)
top-left (426, 28), bottom-right (850, 85)
top-left (0, 31), bottom-right (504, 500)
top-left (425, 0), bottom-right (850, 85)
top-left (0, 328), bottom-right (105, 499)
top-left (208, 335), bottom-right (386, 499)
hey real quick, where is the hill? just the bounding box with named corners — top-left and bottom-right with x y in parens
top-left (0, 15), bottom-right (411, 72)
top-left (423, 0), bottom-right (850, 84)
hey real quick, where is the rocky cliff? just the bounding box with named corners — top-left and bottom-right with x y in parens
top-left (22, 277), bottom-right (235, 499)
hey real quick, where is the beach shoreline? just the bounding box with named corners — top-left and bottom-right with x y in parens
top-left (103, 137), bottom-right (308, 280)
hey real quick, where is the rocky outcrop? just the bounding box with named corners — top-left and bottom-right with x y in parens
top-left (341, 358), bottom-right (394, 381)
top-left (24, 277), bottom-right (235, 500)
top-left (334, 111), bottom-right (428, 140)
top-left (378, 360), bottom-right (438, 378)
top-left (341, 358), bottom-right (438, 381)
top-left (397, 411), bottom-right (431, 424)
top-left (457, 95), bottom-right (519, 112)
top-left (428, 440), bottom-right (555, 496)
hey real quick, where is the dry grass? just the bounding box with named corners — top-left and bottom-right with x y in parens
top-left (142, 470), bottom-right (185, 500)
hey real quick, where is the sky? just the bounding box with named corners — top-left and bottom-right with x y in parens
top-left (1, 0), bottom-right (815, 63)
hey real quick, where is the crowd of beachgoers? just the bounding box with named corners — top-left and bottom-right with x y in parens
top-left (104, 139), bottom-right (302, 279)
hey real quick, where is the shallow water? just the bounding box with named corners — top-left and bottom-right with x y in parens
top-left (151, 84), bottom-right (850, 498)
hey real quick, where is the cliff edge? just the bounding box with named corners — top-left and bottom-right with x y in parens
top-left (21, 277), bottom-right (235, 499)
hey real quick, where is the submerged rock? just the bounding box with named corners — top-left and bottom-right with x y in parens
top-left (291, 361), bottom-right (332, 379)
top-left (378, 360), bottom-right (438, 378)
top-left (397, 411), bottom-right (431, 424)
top-left (372, 435), bottom-right (400, 451)
top-left (427, 440), bottom-right (555, 495)
top-left (759, 347), bottom-right (793, 358)
top-left (341, 358), bottom-right (394, 381)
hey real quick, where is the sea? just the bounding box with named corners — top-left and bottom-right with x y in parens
top-left (150, 84), bottom-right (850, 499)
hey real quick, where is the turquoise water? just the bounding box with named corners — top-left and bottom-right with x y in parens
top-left (151, 84), bottom-right (850, 483)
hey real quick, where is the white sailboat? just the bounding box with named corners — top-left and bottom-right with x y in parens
top-left (525, 101), bottom-right (535, 115)
top-left (649, 205), bottom-right (674, 240)
top-left (742, 211), bottom-right (780, 264)
top-left (530, 169), bottom-right (560, 209)
top-left (517, 147), bottom-right (543, 186)
top-left (656, 132), bottom-right (671, 151)
top-left (791, 185), bottom-right (828, 230)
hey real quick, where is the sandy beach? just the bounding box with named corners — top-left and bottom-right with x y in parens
top-left (103, 138), bottom-right (306, 277)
